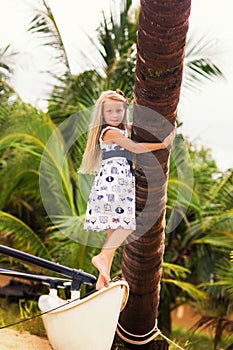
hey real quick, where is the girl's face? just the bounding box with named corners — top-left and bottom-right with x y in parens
top-left (103, 99), bottom-right (125, 127)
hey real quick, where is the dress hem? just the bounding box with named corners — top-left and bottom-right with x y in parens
top-left (84, 225), bottom-right (136, 232)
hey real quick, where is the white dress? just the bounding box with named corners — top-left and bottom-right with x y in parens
top-left (84, 126), bottom-right (136, 232)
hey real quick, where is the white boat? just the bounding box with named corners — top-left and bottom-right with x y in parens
top-left (39, 280), bottom-right (129, 350)
top-left (0, 245), bottom-right (129, 350)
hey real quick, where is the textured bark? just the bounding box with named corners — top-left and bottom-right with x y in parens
top-left (117, 1), bottom-right (191, 349)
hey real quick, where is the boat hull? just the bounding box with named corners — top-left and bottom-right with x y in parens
top-left (39, 280), bottom-right (129, 350)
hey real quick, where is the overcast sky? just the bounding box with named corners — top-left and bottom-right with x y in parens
top-left (0, 0), bottom-right (232, 171)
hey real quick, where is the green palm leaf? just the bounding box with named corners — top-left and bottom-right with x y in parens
top-left (0, 211), bottom-right (51, 260)
top-left (0, 104), bottom-right (77, 219)
top-left (0, 44), bottom-right (22, 102)
top-left (163, 262), bottom-right (191, 279)
top-left (183, 34), bottom-right (225, 90)
top-left (215, 259), bottom-right (233, 298)
top-left (204, 170), bottom-right (233, 211)
top-left (162, 278), bottom-right (208, 301)
top-left (28, 0), bottom-right (71, 75)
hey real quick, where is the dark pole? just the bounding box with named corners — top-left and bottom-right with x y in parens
top-left (0, 245), bottom-right (96, 290)
top-left (0, 268), bottom-right (71, 289)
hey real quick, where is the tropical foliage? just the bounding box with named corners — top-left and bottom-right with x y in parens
top-left (0, 1), bottom-right (232, 349)
top-left (161, 135), bottom-right (233, 347)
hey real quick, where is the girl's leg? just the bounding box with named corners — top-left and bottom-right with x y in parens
top-left (92, 228), bottom-right (133, 290)
top-left (92, 229), bottom-right (115, 290)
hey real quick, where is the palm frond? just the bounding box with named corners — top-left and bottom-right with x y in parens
top-left (166, 134), bottom-right (203, 232)
top-left (194, 228), bottom-right (233, 250)
top-left (0, 44), bottom-right (17, 76)
top-left (0, 78), bottom-right (22, 101)
top-left (47, 214), bottom-right (105, 250)
top-left (183, 34), bottom-right (225, 90)
top-left (44, 231), bottom-right (99, 279)
top-left (0, 211), bottom-right (51, 260)
top-left (211, 259), bottom-right (233, 300)
top-left (47, 70), bottom-right (103, 124)
top-left (162, 262), bottom-right (191, 279)
top-left (0, 44), bottom-right (21, 102)
top-left (0, 104), bottom-right (77, 219)
top-left (162, 278), bottom-right (208, 301)
top-left (28, 0), bottom-right (71, 76)
top-left (192, 315), bottom-right (233, 337)
top-left (90, 0), bottom-right (137, 76)
top-left (204, 170), bottom-right (233, 211)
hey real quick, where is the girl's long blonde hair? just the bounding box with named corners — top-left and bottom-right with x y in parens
top-left (79, 90), bottom-right (130, 174)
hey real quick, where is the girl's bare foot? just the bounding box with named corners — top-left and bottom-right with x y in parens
top-left (95, 274), bottom-right (110, 290)
top-left (92, 254), bottom-right (110, 290)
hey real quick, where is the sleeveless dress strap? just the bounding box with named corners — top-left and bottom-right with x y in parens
top-left (99, 126), bottom-right (127, 143)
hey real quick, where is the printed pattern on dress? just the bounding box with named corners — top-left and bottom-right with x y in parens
top-left (84, 126), bottom-right (136, 232)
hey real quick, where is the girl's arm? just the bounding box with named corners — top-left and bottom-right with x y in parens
top-left (102, 128), bottom-right (174, 154)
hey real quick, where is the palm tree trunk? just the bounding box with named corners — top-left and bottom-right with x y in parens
top-left (116, 1), bottom-right (191, 348)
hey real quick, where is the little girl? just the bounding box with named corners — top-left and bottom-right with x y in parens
top-left (79, 90), bottom-right (173, 290)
